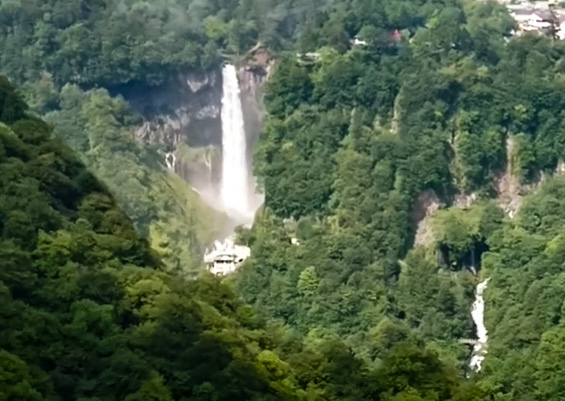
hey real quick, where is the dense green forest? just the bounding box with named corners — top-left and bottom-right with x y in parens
top-left (3, 0), bottom-right (565, 399)
top-left (44, 84), bottom-right (228, 273)
top-left (236, 0), bottom-right (565, 400)
top-left (0, 0), bottom-right (239, 274)
top-left (0, 77), bottom-right (484, 401)
top-left (0, 0), bottom-right (339, 87)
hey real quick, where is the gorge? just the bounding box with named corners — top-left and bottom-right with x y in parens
top-left (109, 55), bottom-right (268, 275)
top-left (119, 59), bottom-right (267, 223)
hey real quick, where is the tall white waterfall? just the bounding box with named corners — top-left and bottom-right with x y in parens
top-left (203, 64), bottom-right (257, 276)
top-left (470, 279), bottom-right (490, 372)
top-left (220, 64), bottom-right (250, 222)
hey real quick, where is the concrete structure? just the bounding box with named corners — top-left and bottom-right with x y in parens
top-left (557, 13), bottom-right (565, 39)
top-left (204, 238), bottom-right (251, 276)
top-left (351, 35), bottom-right (367, 46)
top-left (459, 338), bottom-right (480, 346)
top-left (510, 8), bottom-right (553, 33)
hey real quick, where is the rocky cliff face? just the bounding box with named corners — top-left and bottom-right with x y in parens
top-left (114, 56), bottom-right (271, 205)
top-left (239, 45), bottom-right (273, 173)
top-left (239, 64), bottom-right (268, 173)
top-left (118, 70), bottom-right (223, 148)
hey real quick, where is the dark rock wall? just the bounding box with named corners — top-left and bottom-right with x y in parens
top-left (113, 70), bottom-right (223, 148)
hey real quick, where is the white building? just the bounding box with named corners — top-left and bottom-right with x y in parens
top-left (204, 238), bottom-right (251, 276)
top-left (350, 34), bottom-right (368, 46)
top-left (556, 13), bottom-right (565, 39)
top-left (511, 9), bottom-right (554, 33)
top-left (352, 37), bottom-right (367, 46)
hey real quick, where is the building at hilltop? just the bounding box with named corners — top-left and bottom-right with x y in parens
top-left (504, 0), bottom-right (565, 38)
top-left (511, 8), bottom-right (554, 34)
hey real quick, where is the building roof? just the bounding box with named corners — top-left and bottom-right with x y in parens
top-left (507, 2), bottom-right (534, 8)
top-left (511, 8), bottom-right (536, 15)
top-left (204, 239), bottom-right (251, 265)
top-left (511, 8), bottom-right (554, 20)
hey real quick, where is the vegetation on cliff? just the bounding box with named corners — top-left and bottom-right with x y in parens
top-left (42, 84), bottom-right (227, 274)
top-left (236, 0), bottom-right (565, 400)
top-left (0, 76), bottom-right (482, 401)
top-left (3, 0), bottom-right (565, 399)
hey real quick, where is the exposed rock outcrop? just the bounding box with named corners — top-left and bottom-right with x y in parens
top-left (239, 43), bottom-right (273, 162)
top-left (238, 65), bottom-right (267, 170)
top-left (454, 192), bottom-right (478, 209)
top-left (413, 189), bottom-right (443, 247)
top-left (495, 135), bottom-right (547, 218)
top-left (495, 136), bottom-right (522, 218)
top-left (115, 70), bottom-right (223, 148)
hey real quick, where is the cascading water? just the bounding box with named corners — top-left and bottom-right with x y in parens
top-left (470, 279), bottom-right (490, 372)
top-left (220, 64), bottom-right (252, 222)
top-left (204, 64), bottom-right (263, 274)
top-left (165, 152), bottom-right (176, 172)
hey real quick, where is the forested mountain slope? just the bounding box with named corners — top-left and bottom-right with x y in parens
top-left (481, 179), bottom-right (565, 399)
top-left (0, 77), bottom-right (481, 401)
top-left (44, 84), bottom-right (227, 273)
top-left (0, 0), bottom-right (237, 274)
top-left (0, 0), bottom-right (391, 275)
top-left (233, 0), bottom-right (565, 399)
top-left (3, 0), bottom-right (565, 399)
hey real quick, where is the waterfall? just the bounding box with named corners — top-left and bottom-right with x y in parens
top-left (470, 279), bottom-right (490, 372)
top-left (165, 152), bottom-right (176, 172)
top-left (203, 64), bottom-right (264, 275)
top-left (221, 64), bottom-right (250, 222)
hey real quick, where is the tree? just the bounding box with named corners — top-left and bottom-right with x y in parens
top-left (297, 266), bottom-right (319, 296)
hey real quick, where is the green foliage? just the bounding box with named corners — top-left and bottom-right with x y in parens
top-left (373, 343), bottom-right (479, 401)
top-left (432, 202), bottom-right (503, 264)
top-left (474, 177), bottom-right (565, 399)
top-left (297, 266), bottom-right (319, 296)
top-left (0, 350), bottom-right (44, 401)
top-left (0, 0), bottom-right (393, 88)
top-left (6, 0), bottom-right (565, 398)
top-left (0, 77), bottom-right (478, 401)
top-left (240, 1), bottom-right (565, 399)
top-left (255, 106), bottom-right (349, 219)
top-left (396, 251), bottom-right (475, 342)
top-left (45, 85), bottom-right (227, 274)
top-left (0, 76), bottom-right (28, 123)
top-left (0, 0), bottom-right (218, 86)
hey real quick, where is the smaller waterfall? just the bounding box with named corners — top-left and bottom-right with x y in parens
top-left (470, 279), bottom-right (490, 372)
top-left (165, 152), bottom-right (176, 172)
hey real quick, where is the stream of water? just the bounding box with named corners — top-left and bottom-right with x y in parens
top-left (165, 152), bottom-right (176, 172)
top-left (470, 278), bottom-right (490, 372)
